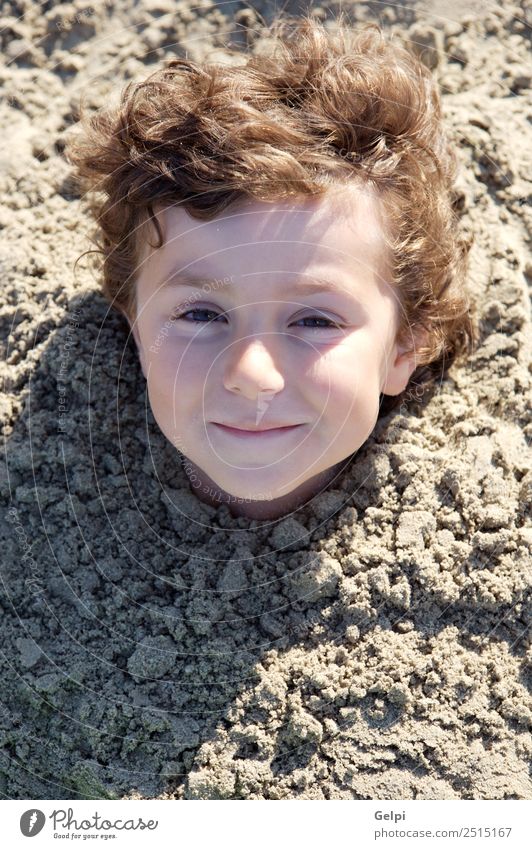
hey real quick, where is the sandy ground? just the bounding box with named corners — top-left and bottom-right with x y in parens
top-left (0, 0), bottom-right (531, 800)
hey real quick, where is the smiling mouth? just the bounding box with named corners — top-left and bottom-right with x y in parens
top-left (212, 423), bottom-right (303, 437)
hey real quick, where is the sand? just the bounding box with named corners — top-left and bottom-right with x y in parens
top-left (0, 0), bottom-right (531, 800)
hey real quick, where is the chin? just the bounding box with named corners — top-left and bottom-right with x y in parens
top-left (222, 486), bottom-right (279, 503)
top-left (210, 471), bottom-right (291, 501)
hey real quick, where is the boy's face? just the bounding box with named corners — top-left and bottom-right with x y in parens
top-left (128, 183), bottom-right (420, 514)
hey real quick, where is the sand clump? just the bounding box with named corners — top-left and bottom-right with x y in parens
top-left (0, 1), bottom-right (531, 799)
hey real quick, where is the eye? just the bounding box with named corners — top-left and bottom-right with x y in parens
top-left (291, 315), bottom-right (344, 329)
top-left (169, 308), bottom-right (344, 329)
top-left (170, 308), bottom-right (225, 323)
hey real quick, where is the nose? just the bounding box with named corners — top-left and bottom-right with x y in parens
top-left (222, 335), bottom-right (285, 399)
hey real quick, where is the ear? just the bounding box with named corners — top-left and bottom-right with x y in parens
top-left (381, 328), bottom-right (428, 397)
top-left (122, 309), bottom-right (147, 379)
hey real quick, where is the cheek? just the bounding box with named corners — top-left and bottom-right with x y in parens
top-left (144, 355), bottom-right (204, 450)
top-left (145, 338), bottom-right (202, 390)
top-left (311, 342), bottom-right (382, 411)
top-left (145, 343), bottom-right (217, 439)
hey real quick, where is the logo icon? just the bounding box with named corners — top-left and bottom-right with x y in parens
top-left (20, 809), bottom-right (46, 837)
top-left (256, 389), bottom-right (276, 426)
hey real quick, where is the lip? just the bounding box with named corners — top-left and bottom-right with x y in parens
top-left (212, 423), bottom-right (303, 438)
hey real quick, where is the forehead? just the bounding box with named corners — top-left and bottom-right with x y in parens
top-left (136, 181), bottom-right (390, 291)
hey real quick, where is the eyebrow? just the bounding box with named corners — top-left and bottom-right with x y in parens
top-left (158, 271), bottom-right (355, 296)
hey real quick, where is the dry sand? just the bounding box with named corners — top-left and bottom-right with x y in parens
top-left (0, 0), bottom-right (531, 800)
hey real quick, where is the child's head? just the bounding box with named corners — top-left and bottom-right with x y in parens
top-left (66, 13), bottom-right (478, 517)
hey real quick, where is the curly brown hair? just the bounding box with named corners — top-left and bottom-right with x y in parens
top-left (64, 11), bottom-right (479, 418)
